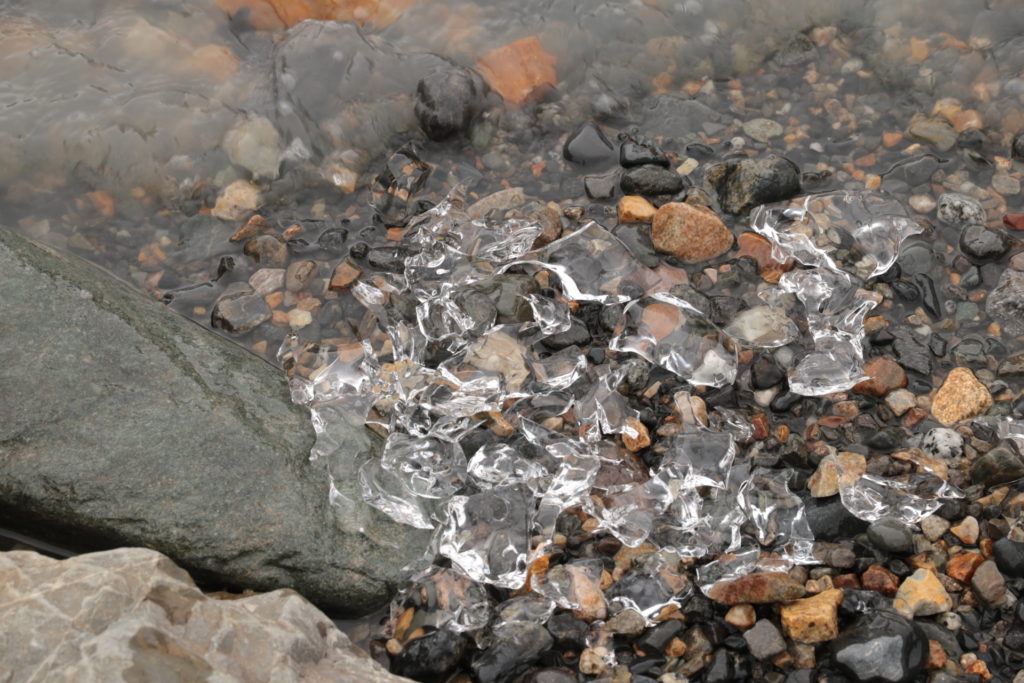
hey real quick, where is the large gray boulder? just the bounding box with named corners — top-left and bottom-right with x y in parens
top-left (0, 547), bottom-right (411, 682)
top-left (0, 226), bottom-right (426, 614)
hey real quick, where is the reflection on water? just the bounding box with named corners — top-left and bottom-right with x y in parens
top-left (1, 0), bottom-right (1022, 362)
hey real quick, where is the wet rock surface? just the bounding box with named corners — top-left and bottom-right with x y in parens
top-left (0, 226), bottom-right (425, 614)
top-left (0, 548), bottom-right (410, 682)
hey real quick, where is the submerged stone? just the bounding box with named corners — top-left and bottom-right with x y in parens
top-left (0, 226), bottom-right (426, 614)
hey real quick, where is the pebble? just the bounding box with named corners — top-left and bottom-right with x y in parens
top-left (808, 452), bottom-right (866, 498)
top-left (743, 619), bottom-right (787, 660)
top-left (563, 122), bottom-right (615, 165)
top-left (706, 155), bottom-right (801, 214)
top-left (603, 609), bottom-right (645, 636)
top-left (617, 195), bottom-right (656, 223)
top-left (992, 172), bottom-right (1021, 196)
top-left (920, 516), bottom-right (951, 542)
top-left (985, 269), bottom-right (1024, 336)
top-left (831, 609), bottom-right (926, 683)
top-left (908, 194), bottom-right (936, 213)
top-left (959, 224), bottom-right (1011, 261)
top-left (970, 440), bottom-right (1024, 487)
top-left (210, 285), bottom-right (271, 334)
top-left (619, 141), bottom-right (668, 168)
top-left (285, 260), bottom-right (317, 292)
top-left (862, 564), bottom-right (901, 597)
top-left (620, 165), bottom-right (684, 195)
top-left (908, 116), bottom-right (957, 152)
top-left (852, 357), bottom-right (907, 397)
top-left (287, 308), bottom-right (312, 329)
top-left (946, 552), bottom-right (986, 583)
top-left (893, 568), bottom-right (952, 618)
top-left (475, 36), bottom-right (556, 106)
top-left (867, 517), bottom-right (914, 554)
top-left (243, 234), bottom-right (288, 268)
top-left (949, 516), bottom-right (979, 545)
top-left (884, 388), bottom-right (917, 416)
top-left (970, 560), bottom-right (1006, 607)
top-left (930, 367), bottom-right (993, 425)
top-left (993, 537), bottom-right (1024, 578)
top-left (651, 202), bottom-right (734, 263)
top-left (742, 118), bottom-right (784, 142)
top-left (212, 179), bottom-right (263, 221)
top-left (415, 64), bottom-right (488, 141)
top-left (248, 268), bottom-right (285, 296)
top-left (223, 115), bottom-right (281, 181)
top-left (329, 259), bottom-right (362, 290)
top-left (936, 192), bottom-right (986, 228)
top-left (921, 427), bottom-right (964, 459)
top-left (779, 588), bottom-right (842, 644)
top-left (706, 572), bottom-right (805, 605)
top-left (724, 604), bottom-right (756, 630)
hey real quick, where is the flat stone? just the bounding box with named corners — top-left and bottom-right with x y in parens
top-left (780, 588), bottom-right (843, 644)
top-left (742, 118), bottom-right (784, 142)
top-left (946, 552), bottom-right (985, 583)
top-left (706, 572), bottom-right (806, 605)
top-left (970, 560), bottom-right (1007, 607)
top-left (908, 116), bottom-right (957, 152)
top-left (651, 202), bottom-right (734, 263)
top-left (329, 259), bottom-right (363, 290)
top-left (0, 226), bottom-right (427, 614)
top-left (986, 269), bottom-right (1024, 336)
top-left (831, 609), bottom-right (927, 683)
top-left (724, 604), bottom-right (756, 630)
top-left (868, 517), bottom-right (914, 554)
top-left (893, 569), bottom-right (952, 618)
top-left (617, 195), bottom-right (657, 223)
top-left (931, 367), bottom-right (992, 425)
top-left (853, 357), bottom-right (907, 397)
top-left (920, 516), bottom-right (951, 542)
top-left (743, 619), bottom-right (787, 659)
top-left (0, 548), bottom-right (410, 682)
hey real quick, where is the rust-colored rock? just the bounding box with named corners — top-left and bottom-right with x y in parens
top-left (926, 640), bottom-right (948, 670)
top-left (706, 572), bottom-right (806, 605)
top-left (640, 301), bottom-right (683, 341)
top-left (736, 232), bottom-right (793, 283)
top-left (861, 564), bottom-right (900, 597)
top-left (779, 588), bottom-right (843, 644)
top-left (1004, 213), bottom-right (1024, 231)
top-left (931, 367), bottom-right (993, 425)
top-left (477, 37), bottom-right (557, 106)
top-left (852, 357), bottom-right (907, 397)
top-left (651, 202), bottom-right (734, 264)
top-left (618, 195), bottom-right (657, 223)
top-left (329, 259), bottom-right (362, 290)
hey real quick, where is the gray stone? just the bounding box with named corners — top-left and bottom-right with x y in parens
top-left (867, 517), bottom-right (914, 554)
top-left (0, 548), bottom-right (410, 682)
top-left (986, 269), bottom-right (1024, 337)
top-left (415, 63), bottom-right (490, 141)
top-left (706, 155), bottom-right (801, 215)
top-left (0, 226), bottom-right (426, 614)
top-left (936, 192), bottom-right (986, 228)
top-left (971, 560), bottom-right (1007, 606)
top-left (971, 441), bottom-right (1024, 488)
top-left (640, 95), bottom-right (720, 138)
top-left (908, 118), bottom-right (957, 152)
top-left (743, 619), bottom-right (787, 660)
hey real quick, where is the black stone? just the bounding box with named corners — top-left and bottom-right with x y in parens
top-left (704, 649), bottom-right (733, 683)
top-left (971, 441), bottom-right (1024, 488)
top-left (867, 517), bottom-right (914, 554)
top-left (563, 122), bottom-right (615, 166)
top-left (805, 496), bottom-right (869, 541)
top-left (960, 225), bottom-right (1011, 261)
top-left (993, 537), bottom-right (1024, 578)
top-left (392, 628), bottom-right (467, 680)
top-left (472, 622), bottom-right (554, 683)
top-left (890, 280), bottom-right (920, 303)
top-left (414, 64), bottom-right (489, 141)
top-left (891, 327), bottom-right (932, 375)
top-left (546, 613), bottom-right (589, 649)
top-left (929, 334), bottom-right (948, 357)
top-left (620, 165), bottom-right (685, 195)
top-left (751, 353), bottom-right (785, 389)
top-left (367, 245), bottom-right (412, 272)
top-left (831, 609), bottom-right (926, 683)
top-left (317, 227), bottom-right (349, 254)
top-left (584, 170), bottom-right (619, 200)
top-left (913, 273), bottom-right (943, 320)
top-left (705, 155), bottom-right (801, 214)
top-left (636, 621), bottom-right (683, 653)
top-left (541, 319), bottom-right (591, 351)
top-left (1013, 133), bottom-right (1024, 160)
top-left (952, 337), bottom-right (987, 367)
top-left (620, 140), bottom-right (669, 168)
top-left (771, 391), bottom-right (802, 413)
top-left (865, 427), bottom-right (905, 453)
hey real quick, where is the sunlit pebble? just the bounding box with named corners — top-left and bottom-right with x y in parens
top-left (909, 195), bottom-right (936, 213)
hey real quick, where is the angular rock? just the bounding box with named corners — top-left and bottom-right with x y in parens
top-left (0, 548), bottom-right (410, 682)
top-left (563, 122), bottom-right (615, 165)
top-left (960, 225), bottom-right (1011, 261)
top-left (862, 564), bottom-right (900, 597)
top-left (743, 619), bottom-right (786, 659)
top-left (0, 226), bottom-right (425, 614)
top-left (780, 588), bottom-right (843, 643)
top-left (946, 552), bottom-right (986, 583)
top-left (987, 269), bottom-right (1024, 337)
top-left (893, 568), bottom-right (952, 618)
top-left (808, 452), bottom-right (866, 498)
top-left (621, 165), bottom-right (685, 195)
top-left (212, 179), bottom-right (262, 221)
top-left (211, 283), bottom-right (272, 334)
top-left (970, 560), bottom-right (1006, 607)
top-left (476, 36), bottom-right (556, 106)
top-left (971, 440), bottom-right (1024, 487)
top-left (706, 572), bottom-right (805, 605)
top-left (651, 202), bottom-right (734, 263)
top-left (415, 63), bottom-right (489, 141)
top-left (831, 609), bottom-right (927, 683)
top-left (706, 155), bottom-right (801, 215)
top-left (617, 195), bottom-right (656, 223)
top-left (852, 357), bottom-right (907, 397)
top-left (949, 516), bottom-right (979, 545)
top-left (931, 367), bottom-right (992, 425)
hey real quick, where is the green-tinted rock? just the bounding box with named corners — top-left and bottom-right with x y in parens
top-left (0, 226), bottom-right (426, 615)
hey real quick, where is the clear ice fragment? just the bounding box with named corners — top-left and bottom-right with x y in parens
top-left (605, 550), bottom-right (692, 621)
top-left (390, 565), bottom-right (492, 634)
top-left (837, 470), bottom-right (963, 525)
top-left (736, 468), bottom-right (814, 562)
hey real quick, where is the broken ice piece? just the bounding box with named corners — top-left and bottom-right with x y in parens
top-left (532, 558), bottom-right (607, 621)
top-left (605, 550), bottom-right (692, 621)
top-left (440, 485), bottom-right (535, 588)
top-left (723, 305), bottom-right (799, 348)
top-left (749, 190), bottom-right (922, 280)
top-left (656, 430), bottom-right (737, 489)
top-left (585, 477), bottom-right (673, 547)
top-left (837, 470), bottom-right (963, 525)
top-left (467, 443), bottom-right (550, 493)
top-left (390, 565), bottom-right (492, 635)
top-left (737, 468), bottom-right (815, 562)
top-left (609, 293), bottom-right (737, 387)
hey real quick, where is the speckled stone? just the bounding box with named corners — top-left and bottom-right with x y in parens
top-left (931, 367), bottom-right (992, 425)
top-left (651, 202), bottom-right (734, 264)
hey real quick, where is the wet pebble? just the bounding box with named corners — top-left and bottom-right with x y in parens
top-left (908, 117), bottom-right (957, 152)
top-left (751, 354), bottom-right (785, 389)
top-left (620, 164), bottom-right (684, 195)
top-left (921, 427), bottom-right (964, 459)
top-left (936, 192), bottom-right (986, 228)
top-left (619, 140), bottom-right (668, 168)
top-left (415, 64), bottom-right (489, 141)
top-left (742, 118), bottom-right (783, 143)
top-left (706, 155), bottom-right (801, 214)
top-left (970, 560), bottom-right (1007, 606)
top-left (210, 284), bottom-right (271, 334)
top-left (742, 619), bottom-right (786, 660)
top-left (472, 622), bottom-right (553, 683)
top-left (960, 224), bottom-right (1011, 260)
top-left (563, 122), bottom-right (615, 166)
top-left (830, 609), bottom-right (926, 683)
top-left (893, 568), bottom-right (952, 617)
top-left (650, 202), bottom-right (733, 263)
top-left (986, 269), bottom-right (1024, 336)
top-left (993, 537), bottom-right (1024, 578)
top-left (243, 234), bottom-right (288, 267)
top-left (970, 440), bottom-right (1024, 487)
top-left (867, 517), bottom-right (914, 554)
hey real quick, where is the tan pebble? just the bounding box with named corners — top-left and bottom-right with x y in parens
top-left (808, 452), bottom-right (866, 497)
top-left (579, 647), bottom-right (609, 675)
top-left (328, 259), bottom-right (363, 291)
top-left (724, 604), bottom-right (756, 630)
top-left (931, 367), bottom-right (993, 425)
top-left (950, 516), bottom-right (980, 545)
top-left (893, 568), bottom-right (952, 618)
top-left (213, 179), bottom-right (262, 221)
top-left (622, 417), bottom-right (651, 451)
top-left (651, 202), bottom-right (734, 263)
top-left (780, 588), bottom-right (843, 644)
top-left (617, 195), bottom-right (657, 223)
top-left (287, 308), bottom-right (312, 329)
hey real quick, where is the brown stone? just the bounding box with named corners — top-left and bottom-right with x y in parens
top-left (833, 574), bottom-right (861, 590)
top-left (329, 260), bottom-right (363, 291)
top-left (567, 565), bottom-right (607, 622)
top-left (622, 418), bottom-right (651, 452)
top-left (852, 357), bottom-right (907, 397)
top-left (779, 588), bottom-right (843, 644)
top-left (617, 196), bottom-right (657, 223)
top-left (1004, 213), bottom-right (1024, 231)
top-left (893, 568), bottom-right (952, 618)
top-left (861, 564), bottom-right (900, 597)
top-left (477, 37), bottom-right (557, 106)
top-left (641, 301), bottom-right (683, 341)
top-left (950, 516), bottom-right (979, 545)
top-left (735, 232), bottom-right (793, 283)
top-left (931, 368), bottom-right (993, 425)
top-left (706, 572), bottom-right (806, 605)
top-left (926, 640), bottom-right (948, 670)
top-left (651, 202), bottom-right (734, 264)
top-left (942, 548), bottom-right (983, 581)
top-left (808, 452), bottom-right (866, 498)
